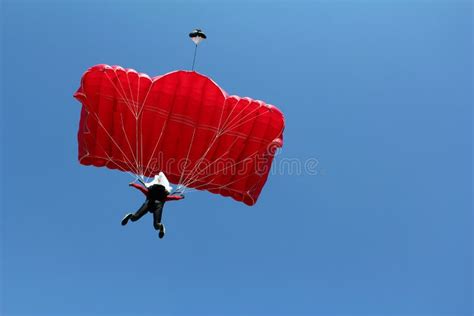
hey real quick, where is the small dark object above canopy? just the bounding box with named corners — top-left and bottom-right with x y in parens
top-left (189, 29), bottom-right (207, 45)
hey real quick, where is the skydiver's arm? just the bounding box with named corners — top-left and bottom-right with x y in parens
top-left (129, 183), bottom-right (148, 196)
top-left (166, 194), bottom-right (185, 201)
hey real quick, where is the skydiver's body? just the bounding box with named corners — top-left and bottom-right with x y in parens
top-left (121, 173), bottom-right (183, 238)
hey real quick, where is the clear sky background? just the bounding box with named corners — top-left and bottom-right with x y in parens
top-left (1, 1), bottom-right (472, 315)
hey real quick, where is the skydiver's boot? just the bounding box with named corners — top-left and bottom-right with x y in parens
top-left (121, 213), bottom-right (133, 226)
top-left (158, 223), bottom-right (165, 239)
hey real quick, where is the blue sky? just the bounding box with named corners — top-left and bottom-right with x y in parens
top-left (2, 1), bottom-right (472, 315)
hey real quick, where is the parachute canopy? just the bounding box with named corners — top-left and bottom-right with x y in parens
top-left (74, 64), bottom-right (285, 205)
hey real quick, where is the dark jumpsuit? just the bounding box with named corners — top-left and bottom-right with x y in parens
top-left (129, 183), bottom-right (183, 230)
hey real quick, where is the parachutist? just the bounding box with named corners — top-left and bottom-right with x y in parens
top-left (121, 172), bottom-right (184, 239)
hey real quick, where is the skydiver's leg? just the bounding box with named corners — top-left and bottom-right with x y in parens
top-left (131, 202), bottom-right (150, 222)
top-left (152, 202), bottom-right (164, 230)
top-left (152, 202), bottom-right (166, 238)
top-left (122, 201), bottom-right (149, 226)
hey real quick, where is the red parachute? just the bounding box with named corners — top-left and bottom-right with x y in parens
top-left (74, 64), bottom-right (284, 205)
